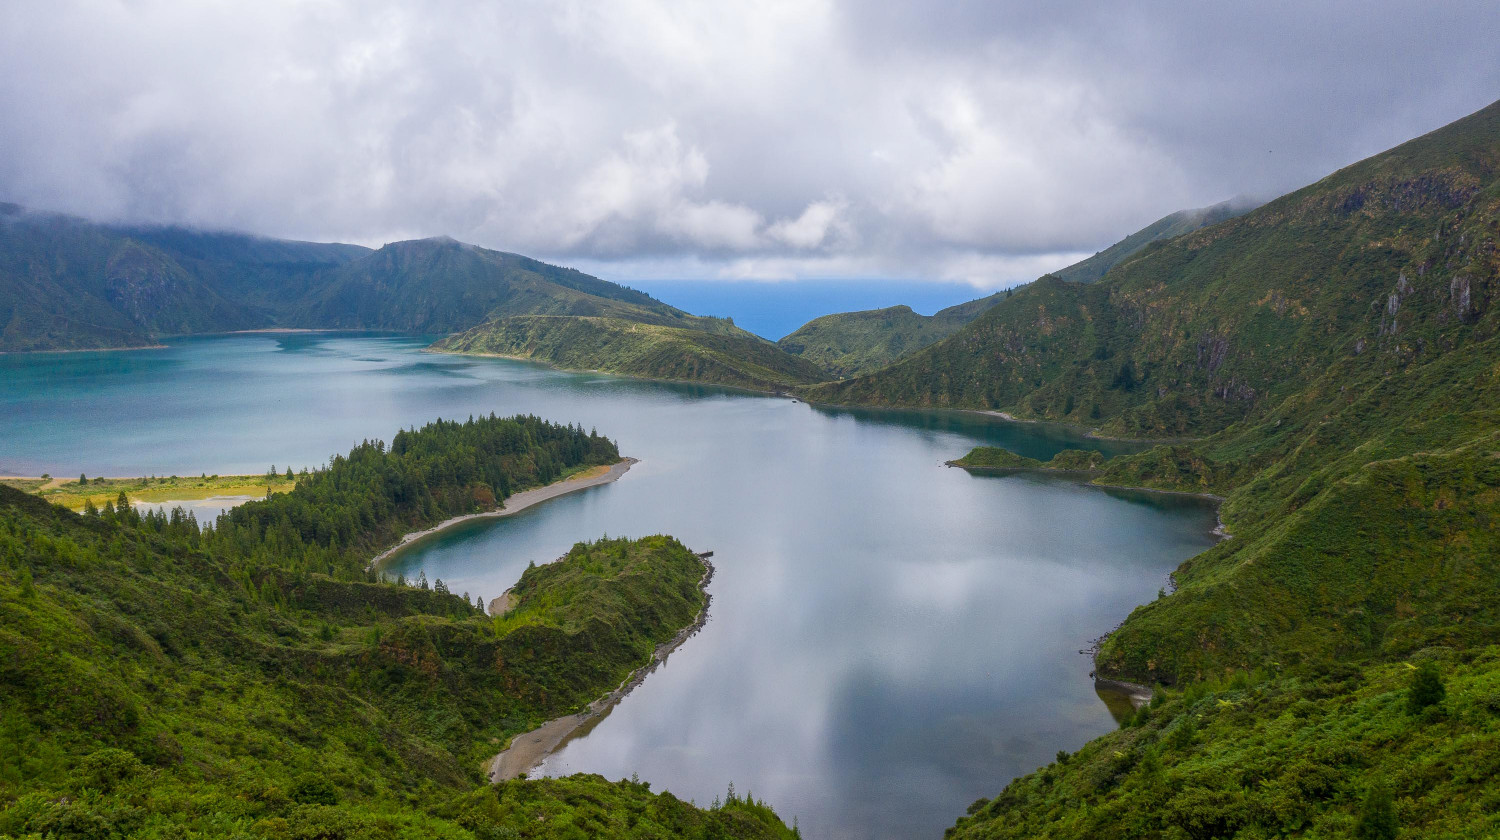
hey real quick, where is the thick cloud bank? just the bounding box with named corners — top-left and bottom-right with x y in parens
top-left (2, 0), bottom-right (1496, 286)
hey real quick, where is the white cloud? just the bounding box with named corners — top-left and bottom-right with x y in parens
top-left (767, 198), bottom-right (853, 250)
top-left (0, 0), bottom-right (1496, 280)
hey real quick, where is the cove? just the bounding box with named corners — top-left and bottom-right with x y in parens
top-left (1, 333), bottom-right (1219, 839)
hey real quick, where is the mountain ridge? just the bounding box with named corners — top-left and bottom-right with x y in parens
top-left (775, 199), bottom-right (1258, 379)
top-left (0, 211), bottom-right (759, 356)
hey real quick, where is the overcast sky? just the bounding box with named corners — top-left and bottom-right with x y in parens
top-left (2, 1), bottom-right (1497, 288)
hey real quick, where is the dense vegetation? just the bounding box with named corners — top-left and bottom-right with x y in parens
top-left (433, 315), bottom-right (830, 390)
top-left (211, 414), bottom-right (619, 570)
top-left (950, 650), bottom-right (1500, 839)
top-left (918, 98), bottom-right (1500, 837)
top-left (0, 417), bottom-right (794, 838)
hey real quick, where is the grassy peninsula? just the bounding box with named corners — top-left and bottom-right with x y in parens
top-left (432, 315), bottom-right (829, 390)
top-left (0, 416), bottom-right (794, 838)
top-left (1, 473), bottom-right (297, 511)
top-left (951, 446), bottom-right (1106, 472)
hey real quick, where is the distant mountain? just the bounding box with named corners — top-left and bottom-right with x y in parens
top-left (1, 208), bottom-right (337, 352)
top-left (0, 210), bottom-right (734, 346)
top-left (0, 207), bottom-right (826, 387)
top-left (434, 315), bottom-right (830, 390)
top-left (776, 297), bottom-right (1000, 379)
top-left (0, 205), bottom-right (365, 351)
top-left (291, 236), bottom-right (736, 335)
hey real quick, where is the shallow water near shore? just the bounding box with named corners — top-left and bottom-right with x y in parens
top-left (1, 333), bottom-right (1218, 840)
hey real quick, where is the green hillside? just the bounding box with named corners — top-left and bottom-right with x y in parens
top-left (1052, 198), bottom-right (1257, 284)
top-left (0, 212), bottom-right (828, 392)
top-left (775, 199), bottom-right (1253, 380)
top-left (777, 300), bottom-right (994, 378)
top-left (902, 99), bottom-right (1500, 838)
top-left (290, 236), bottom-right (735, 336)
top-left (807, 98), bottom-right (1499, 437)
top-left (0, 205), bottom-right (284, 351)
top-left (0, 215), bottom-right (738, 352)
top-left (949, 649), bottom-right (1500, 839)
top-left (433, 315), bottom-right (831, 390)
top-left (0, 415), bottom-right (794, 838)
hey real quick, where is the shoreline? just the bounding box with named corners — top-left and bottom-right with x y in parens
top-left (947, 460), bottom-right (1227, 506)
top-left (367, 458), bottom-right (638, 569)
top-left (0, 343), bottom-right (167, 356)
top-left (487, 552), bottom-right (717, 782)
top-left (226, 328), bottom-right (340, 335)
top-left (969, 409), bottom-right (1203, 444)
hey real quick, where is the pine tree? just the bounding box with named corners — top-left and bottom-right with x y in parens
top-left (1407, 660), bottom-right (1445, 714)
top-left (1355, 780), bottom-right (1398, 840)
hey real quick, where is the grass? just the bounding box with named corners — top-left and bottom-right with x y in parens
top-left (6, 473), bottom-right (298, 510)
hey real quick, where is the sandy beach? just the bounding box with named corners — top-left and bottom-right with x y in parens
top-left (367, 457), bottom-right (638, 569)
top-left (487, 554), bottom-right (715, 782)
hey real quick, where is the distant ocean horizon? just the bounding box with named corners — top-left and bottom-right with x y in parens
top-left (629, 279), bottom-right (1009, 340)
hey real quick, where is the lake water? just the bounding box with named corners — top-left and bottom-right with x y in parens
top-left (0, 333), bottom-right (1218, 839)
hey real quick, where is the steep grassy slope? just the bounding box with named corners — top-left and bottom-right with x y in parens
top-left (433, 315), bottom-right (830, 390)
top-left (921, 98), bottom-right (1500, 839)
top-left (0, 419), bottom-right (794, 837)
top-left (807, 99), bottom-right (1499, 437)
top-left (1052, 198), bottom-right (1258, 284)
top-left (777, 300), bottom-right (996, 378)
top-left (775, 200), bottom-right (1253, 380)
top-left (0, 206), bottom-right (287, 350)
top-left (949, 650), bottom-right (1500, 839)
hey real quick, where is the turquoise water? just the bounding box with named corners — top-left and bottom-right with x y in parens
top-left (0, 334), bottom-right (1217, 839)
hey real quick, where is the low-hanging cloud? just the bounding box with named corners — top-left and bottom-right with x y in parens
top-left (1, 0), bottom-right (1496, 289)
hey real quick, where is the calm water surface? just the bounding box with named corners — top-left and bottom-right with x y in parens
top-left (0, 334), bottom-right (1218, 839)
